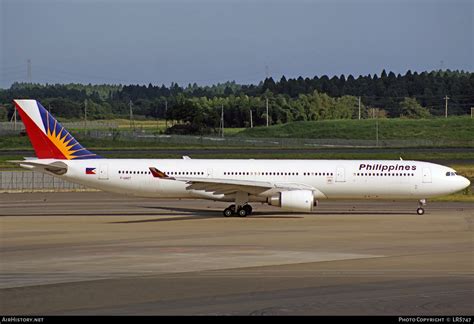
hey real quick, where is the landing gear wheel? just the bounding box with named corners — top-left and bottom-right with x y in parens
top-left (417, 199), bottom-right (426, 215)
top-left (237, 207), bottom-right (248, 217)
top-left (243, 204), bottom-right (252, 215)
top-left (223, 208), bottom-right (233, 217)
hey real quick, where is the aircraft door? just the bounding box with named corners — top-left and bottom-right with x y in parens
top-left (99, 164), bottom-right (109, 180)
top-left (207, 168), bottom-right (213, 178)
top-left (422, 168), bottom-right (432, 183)
top-left (336, 167), bottom-right (346, 183)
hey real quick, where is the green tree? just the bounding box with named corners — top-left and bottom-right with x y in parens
top-left (399, 97), bottom-right (431, 119)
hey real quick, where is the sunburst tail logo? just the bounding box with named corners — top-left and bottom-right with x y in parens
top-left (13, 99), bottom-right (102, 160)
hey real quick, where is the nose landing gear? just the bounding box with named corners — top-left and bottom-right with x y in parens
top-left (417, 199), bottom-right (426, 215)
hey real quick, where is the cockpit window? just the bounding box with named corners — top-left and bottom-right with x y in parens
top-left (445, 172), bottom-right (457, 176)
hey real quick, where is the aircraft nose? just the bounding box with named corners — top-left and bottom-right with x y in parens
top-left (459, 176), bottom-right (471, 190)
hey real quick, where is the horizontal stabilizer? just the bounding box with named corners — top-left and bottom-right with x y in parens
top-left (9, 159), bottom-right (68, 175)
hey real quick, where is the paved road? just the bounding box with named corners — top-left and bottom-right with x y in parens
top-left (0, 192), bottom-right (473, 315)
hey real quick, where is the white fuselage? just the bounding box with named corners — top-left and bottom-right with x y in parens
top-left (48, 159), bottom-right (469, 202)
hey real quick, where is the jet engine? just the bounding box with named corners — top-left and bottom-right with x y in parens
top-left (268, 190), bottom-right (318, 212)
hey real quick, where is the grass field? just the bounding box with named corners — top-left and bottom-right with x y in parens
top-left (65, 119), bottom-right (245, 134)
top-left (236, 116), bottom-right (473, 142)
top-left (13, 115), bottom-right (473, 141)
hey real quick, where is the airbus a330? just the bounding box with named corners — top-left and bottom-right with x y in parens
top-left (11, 100), bottom-right (470, 216)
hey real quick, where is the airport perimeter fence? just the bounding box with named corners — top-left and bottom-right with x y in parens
top-left (0, 170), bottom-right (95, 193)
top-left (0, 121), bottom-right (117, 135)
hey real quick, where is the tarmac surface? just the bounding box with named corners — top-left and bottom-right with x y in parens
top-left (0, 192), bottom-right (473, 315)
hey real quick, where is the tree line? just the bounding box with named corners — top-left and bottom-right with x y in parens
top-left (0, 70), bottom-right (472, 134)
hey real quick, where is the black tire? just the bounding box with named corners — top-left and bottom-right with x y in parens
top-left (223, 208), bottom-right (233, 217)
top-left (237, 208), bottom-right (248, 217)
top-left (416, 207), bottom-right (425, 215)
top-left (243, 205), bottom-right (252, 215)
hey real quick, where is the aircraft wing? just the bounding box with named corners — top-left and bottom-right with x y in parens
top-left (149, 167), bottom-right (324, 197)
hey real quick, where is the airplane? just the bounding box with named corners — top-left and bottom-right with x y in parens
top-left (9, 99), bottom-right (471, 217)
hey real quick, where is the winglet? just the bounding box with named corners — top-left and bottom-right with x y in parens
top-left (149, 167), bottom-right (174, 179)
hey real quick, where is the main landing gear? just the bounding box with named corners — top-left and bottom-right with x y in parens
top-left (416, 199), bottom-right (426, 215)
top-left (223, 204), bottom-right (253, 217)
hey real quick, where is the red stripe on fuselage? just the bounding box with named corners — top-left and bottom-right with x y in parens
top-left (14, 102), bottom-right (67, 159)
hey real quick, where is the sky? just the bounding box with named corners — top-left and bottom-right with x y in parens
top-left (0, 0), bottom-right (472, 88)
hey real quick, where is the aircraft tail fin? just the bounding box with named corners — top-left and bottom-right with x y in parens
top-left (13, 99), bottom-right (102, 160)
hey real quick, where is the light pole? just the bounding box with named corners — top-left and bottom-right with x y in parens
top-left (165, 98), bottom-right (168, 128)
top-left (266, 97), bottom-right (269, 127)
top-left (444, 95), bottom-right (450, 118)
top-left (358, 96), bottom-right (361, 120)
top-left (129, 100), bottom-right (134, 130)
top-left (218, 104), bottom-right (224, 137)
top-left (84, 99), bottom-right (87, 132)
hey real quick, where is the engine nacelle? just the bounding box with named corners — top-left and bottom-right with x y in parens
top-left (268, 190), bottom-right (318, 212)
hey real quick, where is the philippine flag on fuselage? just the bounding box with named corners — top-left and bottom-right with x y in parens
top-left (86, 167), bottom-right (96, 175)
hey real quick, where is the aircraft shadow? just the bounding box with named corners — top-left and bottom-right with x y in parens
top-left (0, 212), bottom-right (173, 217)
top-left (1, 208), bottom-right (414, 220)
top-left (142, 205), bottom-right (413, 216)
top-left (141, 205), bottom-right (305, 218)
top-left (141, 205), bottom-right (219, 215)
top-left (109, 206), bottom-right (414, 223)
top-left (109, 215), bottom-right (220, 223)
